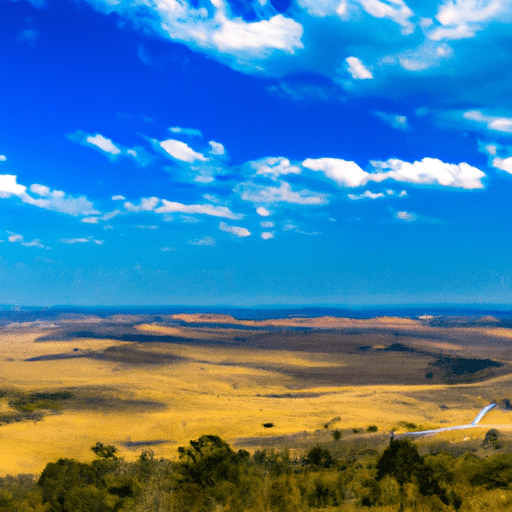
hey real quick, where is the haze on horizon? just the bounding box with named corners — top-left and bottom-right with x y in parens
top-left (1, 0), bottom-right (512, 307)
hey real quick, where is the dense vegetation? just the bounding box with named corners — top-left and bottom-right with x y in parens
top-left (2, 434), bottom-right (512, 511)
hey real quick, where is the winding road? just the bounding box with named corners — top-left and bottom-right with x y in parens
top-left (402, 403), bottom-right (512, 437)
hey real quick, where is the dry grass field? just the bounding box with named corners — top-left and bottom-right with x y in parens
top-left (1, 314), bottom-right (512, 476)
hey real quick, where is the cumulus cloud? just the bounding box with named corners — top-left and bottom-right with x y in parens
top-left (345, 56), bottom-right (373, 79)
top-left (236, 180), bottom-right (329, 205)
top-left (112, 195), bottom-right (126, 201)
top-left (302, 158), bottom-right (370, 187)
top-left (370, 157), bottom-right (486, 189)
top-left (160, 139), bottom-right (208, 163)
top-left (0, 174), bottom-right (99, 216)
top-left (261, 231), bottom-right (274, 240)
top-left (219, 222), bottom-right (251, 237)
top-left (0, 155), bottom-right (6, 161)
top-left (81, 217), bottom-right (99, 224)
top-left (260, 221), bottom-right (275, 228)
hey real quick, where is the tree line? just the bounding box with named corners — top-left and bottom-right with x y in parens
top-left (1, 433), bottom-right (512, 511)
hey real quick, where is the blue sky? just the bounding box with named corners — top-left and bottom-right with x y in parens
top-left (1, 0), bottom-right (512, 306)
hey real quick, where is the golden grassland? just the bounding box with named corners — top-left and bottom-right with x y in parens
top-left (1, 317), bottom-right (512, 476)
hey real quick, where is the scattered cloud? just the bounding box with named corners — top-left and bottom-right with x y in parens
top-left (302, 158), bottom-right (370, 187)
top-left (463, 110), bottom-right (512, 134)
top-left (59, 236), bottom-right (104, 245)
top-left (345, 56), bottom-right (373, 80)
top-left (219, 222), bottom-right (251, 237)
top-left (0, 175), bottom-right (99, 216)
top-left (249, 156), bottom-right (301, 180)
top-left (169, 126), bottom-right (203, 137)
top-left (124, 197), bottom-right (160, 212)
top-left (188, 236), bottom-right (216, 246)
top-left (370, 157), bottom-right (486, 189)
top-left (348, 190), bottom-right (385, 200)
top-left (134, 224), bottom-right (158, 229)
top-left (236, 180), bottom-right (329, 205)
top-left (256, 206), bottom-right (272, 217)
top-left (209, 141), bottom-right (225, 155)
top-left (155, 200), bottom-right (244, 220)
top-left (81, 217), bottom-right (99, 224)
top-left (86, 133), bottom-right (121, 155)
top-left (374, 112), bottom-right (408, 130)
top-left (260, 221), bottom-right (275, 228)
top-left (261, 231), bottom-right (274, 240)
top-left (0, 155), bottom-right (6, 161)
top-left (395, 210), bottom-right (417, 222)
top-left (112, 195), bottom-right (126, 201)
top-left (159, 139), bottom-right (208, 163)
top-left (7, 231), bottom-right (48, 249)
top-left (491, 157), bottom-right (512, 175)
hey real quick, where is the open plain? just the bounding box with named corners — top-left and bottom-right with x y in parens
top-left (1, 312), bottom-right (512, 476)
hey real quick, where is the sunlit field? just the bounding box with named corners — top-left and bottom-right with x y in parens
top-left (1, 315), bottom-right (512, 476)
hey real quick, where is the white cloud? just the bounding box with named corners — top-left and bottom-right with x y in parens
top-left (260, 221), bottom-right (275, 228)
top-left (160, 139), bottom-right (208, 163)
top-left (8, 233), bottom-right (23, 243)
top-left (0, 175), bottom-right (99, 216)
top-left (302, 157), bottom-right (370, 187)
top-left (169, 126), bottom-right (203, 137)
top-left (0, 155), bottom-right (6, 161)
top-left (85, 0), bottom-right (303, 74)
top-left (256, 206), bottom-right (272, 216)
top-left (85, 134), bottom-right (121, 155)
top-left (492, 157), bottom-right (512, 175)
top-left (345, 56), bottom-right (373, 79)
top-left (209, 140), bottom-right (225, 155)
top-left (348, 190), bottom-right (385, 200)
top-left (463, 110), bottom-right (512, 134)
top-left (210, 12), bottom-right (304, 57)
top-left (395, 210), bottom-right (417, 221)
top-left (112, 195), bottom-right (126, 201)
top-left (189, 236), bottom-right (216, 246)
top-left (81, 217), bottom-right (100, 224)
top-left (124, 197), bottom-right (160, 212)
top-left (358, 0), bottom-right (414, 34)
top-left (102, 209), bottom-right (122, 221)
top-left (429, 0), bottom-right (503, 40)
top-left (374, 112), bottom-right (408, 129)
top-left (371, 157), bottom-right (486, 189)
top-left (60, 236), bottom-right (104, 245)
top-left (7, 232), bottom-right (48, 248)
top-left (219, 222), bottom-right (251, 237)
top-left (237, 180), bottom-right (329, 205)
top-left (0, 174), bottom-right (27, 198)
top-left (250, 156), bottom-right (301, 179)
top-left (435, 0), bottom-right (502, 26)
top-left (135, 224), bottom-right (159, 229)
top-left (261, 231), bottom-right (274, 240)
top-left (155, 200), bottom-right (244, 219)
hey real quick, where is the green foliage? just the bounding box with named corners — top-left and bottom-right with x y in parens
top-left (331, 429), bottom-right (342, 441)
top-left (304, 447), bottom-right (334, 469)
top-left (482, 429), bottom-right (502, 450)
top-left (367, 425), bottom-right (379, 433)
top-left (91, 442), bottom-right (118, 460)
top-left (376, 439), bottom-right (425, 486)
